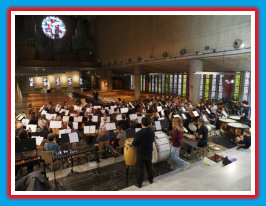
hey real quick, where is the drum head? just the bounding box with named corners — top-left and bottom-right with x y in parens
top-left (188, 123), bottom-right (197, 132)
top-left (152, 142), bottom-right (158, 163)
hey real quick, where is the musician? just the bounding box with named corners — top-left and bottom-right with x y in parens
top-left (235, 128), bottom-right (251, 149)
top-left (186, 102), bottom-right (194, 113)
top-left (39, 122), bottom-right (51, 139)
top-left (28, 112), bottom-right (38, 125)
top-left (132, 117), bottom-right (154, 188)
top-left (44, 133), bottom-right (60, 152)
top-left (195, 119), bottom-right (208, 147)
top-left (239, 101), bottom-right (251, 125)
top-left (38, 114), bottom-right (48, 130)
top-left (85, 115), bottom-right (97, 127)
top-left (166, 118), bottom-right (190, 170)
top-left (15, 123), bottom-right (28, 140)
top-left (95, 128), bottom-right (110, 143)
top-left (209, 110), bottom-right (220, 129)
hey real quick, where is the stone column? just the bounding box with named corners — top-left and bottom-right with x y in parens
top-left (134, 67), bottom-right (141, 98)
top-left (189, 59), bottom-right (203, 106)
top-left (107, 69), bottom-right (112, 92)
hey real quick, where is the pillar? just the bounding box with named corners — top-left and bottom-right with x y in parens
top-left (189, 59), bottom-right (203, 106)
top-left (134, 67), bottom-right (141, 98)
top-left (107, 69), bottom-right (112, 92)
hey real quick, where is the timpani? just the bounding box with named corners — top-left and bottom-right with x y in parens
top-left (227, 123), bottom-right (250, 138)
top-left (229, 115), bottom-right (241, 121)
top-left (219, 118), bottom-right (236, 131)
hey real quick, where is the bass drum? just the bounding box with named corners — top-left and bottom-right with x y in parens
top-left (152, 131), bottom-right (171, 163)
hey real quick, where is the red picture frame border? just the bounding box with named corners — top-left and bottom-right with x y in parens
top-left (7, 7), bottom-right (259, 199)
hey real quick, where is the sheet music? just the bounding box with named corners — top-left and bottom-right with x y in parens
top-left (31, 136), bottom-right (44, 146)
top-left (70, 113), bottom-right (78, 117)
top-left (222, 111), bottom-right (228, 118)
top-left (137, 116), bottom-right (143, 124)
top-left (193, 111), bottom-right (199, 117)
top-left (157, 106), bottom-right (162, 112)
top-left (109, 109), bottom-right (114, 114)
top-left (59, 129), bottom-right (71, 138)
top-left (129, 114), bottom-right (137, 120)
top-left (155, 121), bottom-right (162, 131)
top-left (26, 124), bottom-right (37, 132)
top-left (173, 114), bottom-right (181, 118)
top-left (101, 109), bottom-right (106, 114)
top-left (94, 106), bottom-right (101, 109)
top-left (69, 132), bottom-right (79, 143)
top-left (64, 110), bottom-right (69, 116)
top-left (135, 128), bottom-right (141, 133)
top-left (22, 119), bottom-right (30, 126)
top-left (182, 107), bottom-right (186, 112)
top-left (84, 125), bottom-right (96, 134)
top-left (206, 108), bottom-right (211, 114)
top-left (41, 110), bottom-right (47, 115)
top-left (116, 114), bottom-right (122, 121)
top-left (101, 116), bottom-right (110, 123)
top-left (74, 105), bottom-right (79, 111)
top-left (55, 104), bottom-right (61, 112)
top-left (110, 105), bottom-right (117, 110)
top-left (63, 116), bottom-right (70, 122)
top-left (121, 108), bottom-right (128, 114)
top-left (182, 113), bottom-right (187, 119)
top-left (161, 110), bottom-right (165, 116)
top-left (106, 123), bottom-right (116, 131)
top-left (74, 116), bottom-right (83, 122)
top-left (86, 108), bottom-right (92, 113)
top-left (50, 121), bottom-right (62, 128)
top-left (184, 127), bottom-right (188, 133)
top-left (46, 113), bottom-right (57, 120)
top-left (92, 115), bottom-right (98, 122)
top-left (39, 106), bottom-right (44, 112)
top-left (203, 115), bottom-right (208, 122)
top-left (73, 122), bottom-right (79, 129)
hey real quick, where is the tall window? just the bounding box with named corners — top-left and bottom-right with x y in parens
top-left (204, 74), bottom-right (210, 100)
top-left (177, 74), bottom-right (182, 96)
top-left (165, 74), bottom-right (169, 94)
top-left (149, 75), bottom-right (151, 92)
top-left (199, 74), bottom-right (204, 99)
top-left (211, 75), bottom-right (217, 99)
top-left (182, 74), bottom-right (187, 97)
top-left (130, 75), bottom-right (134, 90)
top-left (174, 74), bottom-right (178, 94)
top-left (140, 75), bottom-right (143, 92)
top-left (218, 74), bottom-right (224, 100)
top-left (142, 75), bottom-right (146, 91)
top-left (151, 75), bottom-right (154, 92)
top-left (234, 72), bottom-right (241, 102)
top-left (29, 77), bottom-right (34, 87)
top-left (161, 75), bottom-right (165, 93)
top-left (158, 75), bottom-right (162, 93)
top-left (155, 76), bottom-right (158, 93)
top-left (169, 74), bottom-right (173, 94)
top-left (242, 71), bottom-right (251, 101)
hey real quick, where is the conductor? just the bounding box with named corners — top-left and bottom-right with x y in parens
top-left (92, 90), bottom-right (99, 104)
top-left (132, 117), bottom-right (155, 188)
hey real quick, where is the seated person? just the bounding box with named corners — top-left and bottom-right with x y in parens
top-left (195, 119), bottom-right (208, 147)
top-left (39, 122), bottom-right (52, 139)
top-left (100, 117), bottom-right (107, 129)
top-left (235, 128), bottom-right (251, 149)
top-left (44, 133), bottom-right (60, 152)
top-left (15, 122), bottom-right (28, 141)
top-left (95, 128), bottom-right (110, 144)
top-left (38, 114), bottom-right (48, 130)
top-left (85, 115), bottom-right (96, 126)
top-left (117, 114), bottom-right (130, 130)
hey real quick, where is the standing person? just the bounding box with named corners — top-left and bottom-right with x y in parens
top-left (239, 101), bottom-right (251, 125)
top-left (167, 118), bottom-right (190, 170)
top-left (92, 90), bottom-right (99, 105)
top-left (132, 117), bottom-right (154, 188)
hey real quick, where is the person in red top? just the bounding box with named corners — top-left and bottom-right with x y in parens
top-left (167, 117), bottom-right (190, 170)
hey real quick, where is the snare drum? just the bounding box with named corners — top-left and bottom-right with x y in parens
top-left (152, 132), bottom-right (171, 163)
top-left (229, 115), bottom-right (241, 121)
top-left (219, 118), bottom-right (236, 131)
top-left (124, 138), bottom-right (136, 166)
top-left (227, 123), bottom-right (249, 137)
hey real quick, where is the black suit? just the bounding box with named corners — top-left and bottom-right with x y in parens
top-left (132, 127), bottom-right (155, 187)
